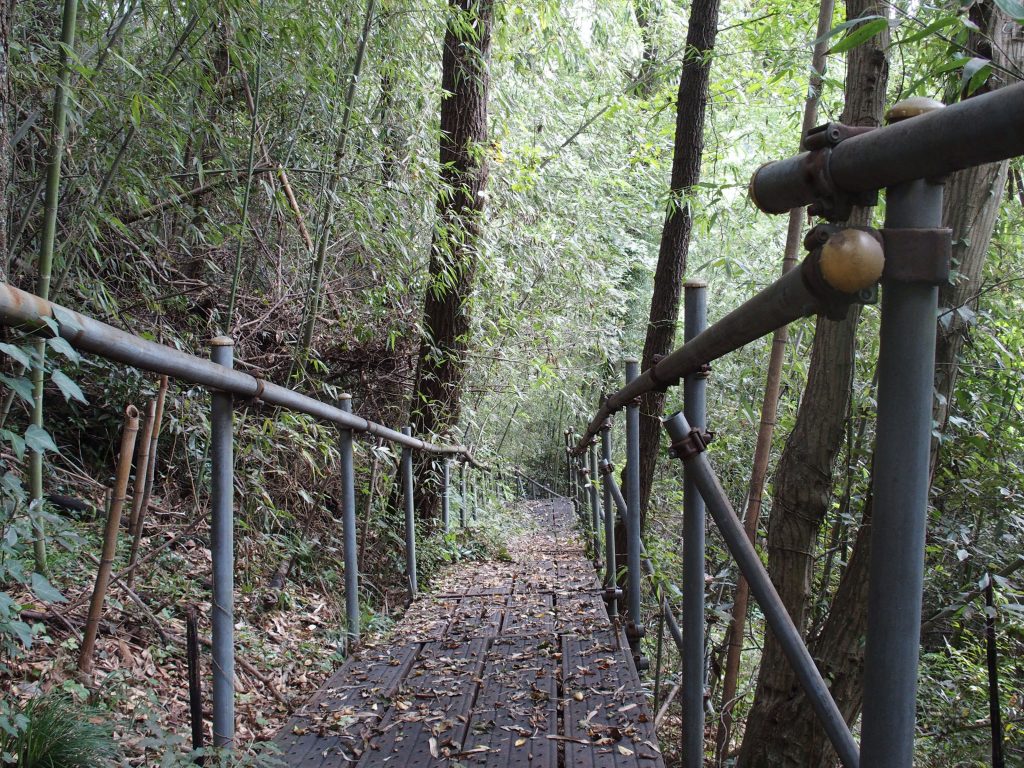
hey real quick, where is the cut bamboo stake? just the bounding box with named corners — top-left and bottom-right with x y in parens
top-left (78, 404), bottom-right (139, 674)
top-left (127, 400), bottom-right (156, 538)
top-left (359, 438), bottom-right (384, 566)
top-left (127, 376), bottom-right (168, 586)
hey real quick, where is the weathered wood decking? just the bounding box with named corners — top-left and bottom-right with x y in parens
top-left (274, 500), bottom-right (664, 767)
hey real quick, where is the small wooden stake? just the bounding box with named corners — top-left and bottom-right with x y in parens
top-left (78, 404), bottom-right (139, 674)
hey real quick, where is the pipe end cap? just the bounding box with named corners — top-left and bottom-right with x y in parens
top-left (820, 229), bottom-right (885, 293)
top-left (209, 335), bottom-right (235, 347)
top-left (885, 96), bottom-right (944, 124)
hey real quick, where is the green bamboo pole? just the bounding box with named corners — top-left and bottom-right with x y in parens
top-left (226, 0), bottom-right (266, 327)
top-left (296, 0), bottom-right (376, 368)
top-left (30, 0), bottom-right (79, 573)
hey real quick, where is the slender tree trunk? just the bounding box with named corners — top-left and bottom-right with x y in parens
top-left (632, 0), bottom-right (659, 98)
top-left (714, 1), bottom-right (835, 759)
top-left (735, 2), bottom-right (890, 764)
top-left (407, 0), bottom-right (493, 523)
top-left (296, 0), bottom-right (376, 366)
top-left (631, 0), bottom-right (719, 536)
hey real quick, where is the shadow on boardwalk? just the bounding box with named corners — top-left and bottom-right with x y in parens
top-left (274, 500), bottom-right (664, 767)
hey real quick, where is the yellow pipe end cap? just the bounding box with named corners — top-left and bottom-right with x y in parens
top-left (820, 229), bottom-right (885, 293)
top-left (885, 96), bottom-right (945, 124)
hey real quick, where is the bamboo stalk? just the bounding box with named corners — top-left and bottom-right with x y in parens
top-left (296, 0), bottom-right (377, 369)
top-left (127, 376), bottom-right (168, 587)
top-left (30, 0), bottom-right (80, 574)
top-left (127, 400), bottom-right (157, 537)
top-left (226, 0), bottom-right (267, 326)
top-left (78, 404), bottom-right (140, 674)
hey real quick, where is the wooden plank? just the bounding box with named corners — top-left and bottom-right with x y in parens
top-left (502, 592), bottom-right (554, 636)
top-left (459, 634), bottom-right (559, 767)
top-left (554, 590), bottom-right (611, 636)
top-left (274, 643), bottom-right (420, 765)
top-left (446, 594), bottom-right (507, 640)
top-left (355, 638), bottom-right (489, 766)
top-left (562, 633), bottom-right (664, 768)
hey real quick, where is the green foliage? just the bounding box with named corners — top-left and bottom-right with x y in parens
top-left (0, 694), bottom-right (118, 767)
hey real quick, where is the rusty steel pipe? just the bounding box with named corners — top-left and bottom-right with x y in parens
top-left (575, 264), bottom-right (824, 452)
top-left (750, 82), bottom-right (1024, 215)
top-left (0, 283), bottom-right (481, 464)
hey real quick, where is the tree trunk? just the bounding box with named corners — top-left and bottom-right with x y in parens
top-left (735, 2), bottom-right (890, 764)
top-left (633, 0), bottom-right (719, 530)
top-left (632, 0), bottom-right (659, 98)
top-left (408, 0), bottom-right (493, 523)
top-left (737, 5), bottom-right (1021, 767)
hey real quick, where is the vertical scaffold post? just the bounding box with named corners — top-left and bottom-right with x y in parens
top-left (662, 411), bottom-right (860, 768)
top-left (682, 281), bottom-right (708, 767)
top-left (601, 419), bottom-right (617, 617)
top-left (441, 459), bottom-right (451, 534)
top-left (401, 427), bottom-right (417, 599)
top-left (460, 462), bottom-right (467, 527)
top-left (588, 442), bottom-right (601, 566)
top-left (472, 470), bottom-right (478, 521)
top-left (209, 337), bottom-right (235, 750)
top-left (861, 102), bottom-right (948, 768)
top-left (564, 429), bottom-right (572, 501)
top-left (625, 359), bottom-right (644, 663)
top-left (338, 394), bottom-right (359, 647)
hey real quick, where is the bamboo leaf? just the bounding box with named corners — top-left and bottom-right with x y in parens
top-left (829, 18), bottom-right (889, 54)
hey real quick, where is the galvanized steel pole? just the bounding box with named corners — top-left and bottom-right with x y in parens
top-left (600, 423), bottom-right (618, 618)
top-left (625, 359), bottom-right (644, 660)
top-left (209, 337), bottom-right (235, 750)
top-left (663, 412), bottom-right (859, 767)
top-left (682, 282), bottom-right (708, 767)
top-left (460, 463), bottom-right (467, 527)
top-left (338, 394), bottom-right (359, 647)
top-left (860, 174), bottom-right (945, 767)
top-left (401, 427), bottom-right (417, 599)
top-left (588, 442), bottom-right (601, 566)
top-left (441, 459), bottom-right (451, 534)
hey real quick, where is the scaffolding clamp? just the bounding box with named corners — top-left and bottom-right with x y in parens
top-left (669, 428), bottom-right (713, 462)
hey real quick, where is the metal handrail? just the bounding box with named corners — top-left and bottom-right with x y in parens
top-left (0, 282), bottom-right (483, 464)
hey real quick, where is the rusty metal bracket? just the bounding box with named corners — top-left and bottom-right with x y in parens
top-left (599, 461), bottom-right (615, 477)
top-left (881, 228), bottom-right (952, 285)
top-left (625, 620), bottom-right (646, 641)
top-left (602, 586), bottom-right (624, 604)
top-left (798, 123), bottom-right (879, 221)
top-left (669, 428), bottom-right (713, 462)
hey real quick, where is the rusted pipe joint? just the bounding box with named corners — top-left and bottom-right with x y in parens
top-left (669, 428), bottom-right (713, 462)
top-left (625, 621), bottom-right (646, 641)
top-left (602, 586), bottom-right (624, 604)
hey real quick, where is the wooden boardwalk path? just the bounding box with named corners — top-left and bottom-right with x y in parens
top-left (274, 499), bottom-right (665, 767)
